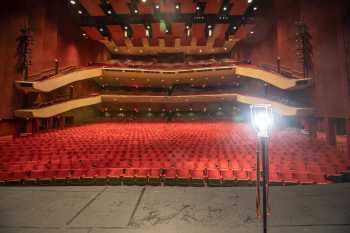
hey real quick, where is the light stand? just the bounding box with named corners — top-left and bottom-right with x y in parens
top-left (250, 104), bottom-right (273, 233)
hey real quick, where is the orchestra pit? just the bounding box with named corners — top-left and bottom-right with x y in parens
top-left (0, 0), bottom-right (349, 232)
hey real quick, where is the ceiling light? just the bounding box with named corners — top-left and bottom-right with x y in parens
top-left (155, 4), bottom-right (160, 9)
top-left (233, 26), bottom-right (237, 30)
top-left (107, 10), bottom-right (112, 14)
top-left (250, 31), bottom-right (255, 34)
top-left (248, 0), bottom-right (253, 3)
top-left (208, 25), bottom-right (212, 28)
top-left (186, 25), bottom-right (190, 29)
top-left (70, 0), bottom-right (76, 5)
top-left (78, 10), bottom-right (82, 14)
top-left (82, 33), bottom-right (87, 37)
top-left (223, 6), bottom-right (227, 11)
top-left (253, 7), bottom-right (258, 11)
top-left (175, 4), bottom-right (180, 9)
top-left (134, 9), bottom-right (138, 13)
top-left (99, 28), bottom-right (104, 32)
top-left (124, 26), bottom-right (128, 30)
top-left (196, 6), bottom-right (200, 11)
top-left (142, 0), bottom-right (147, 2)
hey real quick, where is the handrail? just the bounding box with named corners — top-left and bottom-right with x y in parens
top-left (28, 65), bottom-right (81, 81)
top-left (258, 63), bottom-right (305, 79)
top-left (14, 94), bottom-right (313, 118)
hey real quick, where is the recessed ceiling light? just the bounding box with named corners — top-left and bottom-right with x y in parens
top-left (70, 0), bottom-right (76, 5)
top-left (78, 10), bottom-right (82, 14)
top-left (248, 0), bottom-right (253, 3)
top-left (253, 7), bottom-right (258, 11)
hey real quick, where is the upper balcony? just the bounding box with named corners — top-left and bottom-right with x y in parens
top-left (15, 59), bottom-right (312, 93)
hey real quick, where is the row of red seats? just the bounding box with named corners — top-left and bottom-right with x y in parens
top-left (0, 168), bottom-right (328, 186)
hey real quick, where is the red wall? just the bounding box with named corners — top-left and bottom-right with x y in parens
top-left (234, 0), bottom-right (350, 118)
top-left (0, 0), bottom-right (108, 120)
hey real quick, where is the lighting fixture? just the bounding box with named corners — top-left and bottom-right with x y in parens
top-left (70, 0), bottom-right (76, 5)
top-left (78, 10), bottom-right (82, 14)
top-left (250, 104), bottom-right (273, 138)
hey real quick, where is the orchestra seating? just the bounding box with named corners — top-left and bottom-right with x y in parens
top-left (0, 122), bottom-right (348, 186)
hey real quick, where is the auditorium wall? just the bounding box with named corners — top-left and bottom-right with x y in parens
top-left (234, 0), bottom-right (350, 119)
top-left (0, 0), bottom-right (108, 135)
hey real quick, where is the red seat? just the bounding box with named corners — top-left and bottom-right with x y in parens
top-left (191, 169), bottom-right (204, 180)
top-left (177, 169), bottom-right (190, 179)
top-left (164, 169), bottom-right (177, 179)
top-left (221, 170), bottom-right (235, 181)
top-left (135, 169), bottom-right (149, 178)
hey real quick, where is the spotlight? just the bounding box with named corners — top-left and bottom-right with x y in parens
top-left (250, 104), bottom-right (273, 138)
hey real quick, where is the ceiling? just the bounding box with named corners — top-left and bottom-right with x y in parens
top-left (68, 0), bottom-right (258, 56)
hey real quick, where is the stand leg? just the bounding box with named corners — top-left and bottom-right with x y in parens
top-left (261, 138), bottom-right (268, 233)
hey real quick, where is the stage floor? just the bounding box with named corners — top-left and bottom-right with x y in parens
top-left (0, 184), bottom-right (349, 233)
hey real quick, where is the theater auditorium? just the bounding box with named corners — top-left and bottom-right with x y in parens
top-left (0, 0), bottom-right (349, 232)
